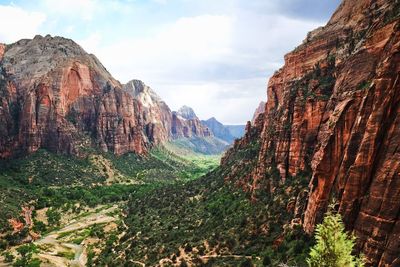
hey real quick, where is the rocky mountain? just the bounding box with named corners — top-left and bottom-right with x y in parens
top-left (251, 101), bottom-right (266, 124)
top-left (201, 117), bottom-right (235, 143)
top-left (222, 0), bottom-right (400, 266)
top-left (123, 79), bottom-right (172, 144)
top-left (172, 106), bottom-right (212, 139)
top-left (176, 105), bottom-right (197, 120)
top-left (201, 117), bottom-right (245, 143)
top-left (0, 36), bottom-right (229, 158)
top-left (0, 35), bottom-right (147, 158)
top-left (224, 125), bottom-right (245, 139)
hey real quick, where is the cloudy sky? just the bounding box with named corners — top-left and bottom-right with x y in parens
top-left (0, 0), bottom-right (340, 124)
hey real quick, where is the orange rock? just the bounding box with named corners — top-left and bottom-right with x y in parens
top-left (8, 219), bottom-right (24, 233)
top-left (222, 0), bottom-right (400, 265)
top-left (0, 35), bottom-right (147, 158)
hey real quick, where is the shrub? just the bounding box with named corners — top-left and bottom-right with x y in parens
top-left (307, 211), bottom-right (364, 267)
top-left (262, 255), bottom-right (271, 266)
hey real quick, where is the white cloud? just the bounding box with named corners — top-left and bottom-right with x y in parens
top-left (0, 5), bottom-right (46, 43)
top-left (153, 78), bottom-right (268, 124)
top-left (1, 0), bottom-right (333, 124)
top-left (78, 12), bottom-right (319, 124)
top-left (80, 14), bottom-right (234, 82)
top-left (79, 32), bottom-right (102, 53)
top-left (41, 0), bottom-right (98, 21)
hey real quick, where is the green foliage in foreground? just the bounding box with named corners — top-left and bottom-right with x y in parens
top-left (307, 210), bottom-right (364, 267)
top-left (96, 169), bottom-right (312, 266)
top-left (13, 244), bottom-right (41, 267)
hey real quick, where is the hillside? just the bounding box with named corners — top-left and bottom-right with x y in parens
top-left (0, 37), bottom-right (228, 159)
top-left (222, 0), bottom-right (400, 265)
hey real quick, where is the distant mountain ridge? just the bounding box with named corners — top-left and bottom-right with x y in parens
top-left (0, 35), bottom-right (228, 157)
top-left (251, 101), bottom-right (265, 125)
top-left (201, 117), bottom-right (245, 144)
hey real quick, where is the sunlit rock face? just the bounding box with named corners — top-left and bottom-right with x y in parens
top-left (123, 81), bottom-right (214, 142)
top-left (222, 0), bottom-right (400, 265)
top-left (172, 106), bottom-right (212, 139)
top-left (251, 101), bottom-right (266, 125)
top-left (123, 79), bottom-right (172, 144)
top-left (0, 35), bottom-right (147, 158)
top-left (0, 35), bottom-right (224, 158)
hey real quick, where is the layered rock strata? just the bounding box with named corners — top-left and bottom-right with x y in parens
top-left (0, 35), bottom-right (147, 158)
top-left (222, 0), bottom-right (400, 265)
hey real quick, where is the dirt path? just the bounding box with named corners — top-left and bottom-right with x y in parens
top-left (34, 205), bottom-right (118, 267)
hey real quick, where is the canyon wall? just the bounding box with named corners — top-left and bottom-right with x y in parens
top-left (222, 0), bottom-right (400, 265)
top-left (0, 37), bottom-right (218, 158)
top-left (172, 106), bottom-right (212, 139)
top-left (0, 35), bottom-right (147, 158)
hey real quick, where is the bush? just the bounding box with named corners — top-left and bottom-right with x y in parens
top-left (240, 258), bottom-right (253, 267)
top-left (307, 211), bottom-right (364, 267)
top-left (262, 255), bottom-right (271, 266)
top-left (3, 252), bottom-right (14, 262)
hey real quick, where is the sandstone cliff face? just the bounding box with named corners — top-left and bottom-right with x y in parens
top-left (123, 80), bottom-right (172, 144)
top-left (123, 83), bottom-right (215, 143)
top-left (251, 101), bottom-right (266, 125)
top-left (0, 35), bottom-right (147, 158)
top-left (222, 0), bottom-right (400, 265)
top-left (172, 106), bottom-right (212, 138)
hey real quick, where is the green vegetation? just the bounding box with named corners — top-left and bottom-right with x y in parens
top-left (307, 209), bottom-right (364, 267)
top-left (170, 136), bottom-right (229, 155)
top-left (0, 138), bottom-right (316, 266)
top-left (0, 145), bottom-right (220, 248)
top-left (13, 244), bottom-right (41, 267)
top-left (357, 80), bottom-right (372, 90)
top-left (96, 169), bottom-right (312, 266)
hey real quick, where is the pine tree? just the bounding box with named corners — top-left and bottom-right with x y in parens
top-left (307, 210), bottom-right (364, 267)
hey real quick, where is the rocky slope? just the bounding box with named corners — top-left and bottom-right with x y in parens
top-left (222, 0), bottom-right (400, 266)
top-left (172, 106), bottom-right (212, 138)
top-left (123, 79), bottom-right (172, 144)
top-left (224, 124), bottom-right (245, 139)
top-left (201, 117), bottom-right (236, 143)
top-left (0, 35), bottom-right (147, 158)
top-left (251, 101), bottom-right (266, 125)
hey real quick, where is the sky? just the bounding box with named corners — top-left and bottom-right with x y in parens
top-left (0, 0), bottom-right (341, 124)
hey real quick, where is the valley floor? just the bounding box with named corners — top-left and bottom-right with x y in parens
top-left (0, 144), bottom-right (310, 266)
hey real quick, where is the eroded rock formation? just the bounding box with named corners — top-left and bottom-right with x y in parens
top-left (222, 0), bottom-right (400, 265)
top-left (0, 35), bottom-right (148, 158)
top-left (172, 106), bottom-right (212, 138)
top-left (123, 79), bottom-right (172, 144)
top-left (251, 101), bottom-right (266, 125)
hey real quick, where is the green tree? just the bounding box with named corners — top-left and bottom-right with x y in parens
top-left (13, 244), bottom-right (41, 267)
top-left (46, 208), bottom-right (61, 226)
top-left (307, 210), bottom-right (364, 267)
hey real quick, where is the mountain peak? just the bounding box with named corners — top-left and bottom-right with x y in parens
top-left (251, 101), bottom-right (266, 124)
top-left (207, 117), bottom-right (218, 122)
top-left (124, 79), bottom-right (162, 103)
top-left (177, 105), bottom-right (197, 120)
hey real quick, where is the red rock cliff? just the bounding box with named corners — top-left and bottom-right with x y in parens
top-left (172, 106), bottom-right (212, 139)
top-left (222, 0), bottom-right (400, 265)
top-left (123, 79), bottom-right (172, 144)
top-left (0, 35), bottom-right (147, 158)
